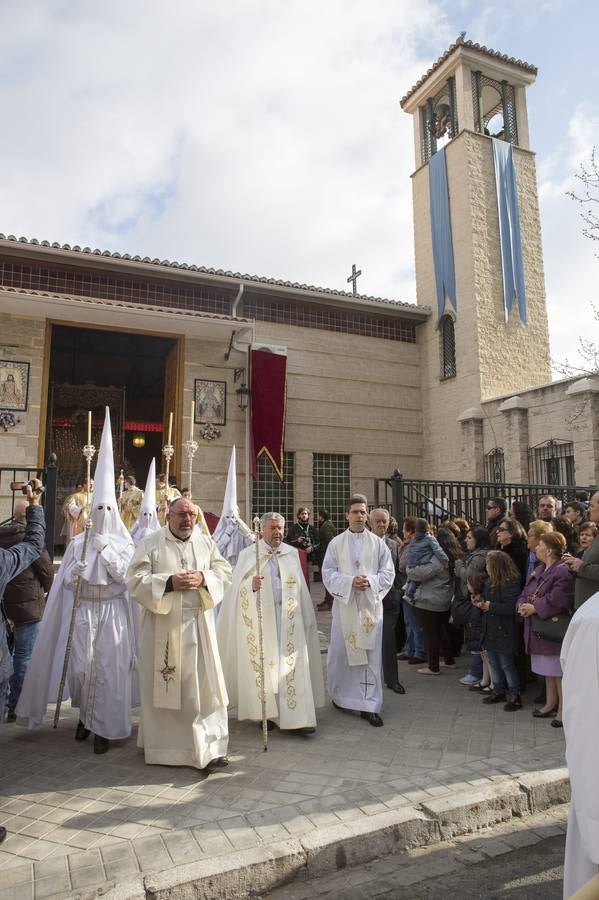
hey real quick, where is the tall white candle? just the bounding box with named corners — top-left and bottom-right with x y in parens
top-left (87, 411), bottom-right (92, 445)
top-left (167, 411), bottom-right (173, 445)
top-left (190, 401), bottom-right (195, 441)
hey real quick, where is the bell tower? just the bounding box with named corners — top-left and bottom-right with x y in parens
top-left (401, 37), bottom-right (551, 479)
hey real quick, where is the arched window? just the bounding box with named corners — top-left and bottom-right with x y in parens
top-left (440, 315), bottom-right (456, 379)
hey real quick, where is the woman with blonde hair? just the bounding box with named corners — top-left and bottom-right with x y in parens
top-left (517, 531), bottom-right (575, 727)
top-left (473, 551), bottom-right (523, 710)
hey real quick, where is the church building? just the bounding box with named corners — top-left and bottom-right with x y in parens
top-left (0, 37), bottom-right (596, 540)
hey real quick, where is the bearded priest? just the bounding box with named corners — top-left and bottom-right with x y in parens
top-left (322, 494), bottom-right (394, 728)
top-left (217, 512), bottom-right (324, 734)
top-left (126, 497), bottom-right (232, 775)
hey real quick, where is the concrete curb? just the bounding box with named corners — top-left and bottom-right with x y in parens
top-left (75, 769), bottom-right (571, 900)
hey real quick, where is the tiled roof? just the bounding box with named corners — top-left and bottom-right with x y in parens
top-left (400, 35), bottom-right (537, 108)
top-left (0, 285), bottom-right (253, 323)
top-left (0, 233), bottom-right (425, 314)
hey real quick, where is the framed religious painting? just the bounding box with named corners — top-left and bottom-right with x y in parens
top-left (0, 360), bottom-right (30, 412)
top-left (194, 379), bottom-right (226, 426)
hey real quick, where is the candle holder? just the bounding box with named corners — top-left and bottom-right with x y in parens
top-left (183, 438), bottom-right (198, 499)
top-left (82, 443), bottom-right (96, 465)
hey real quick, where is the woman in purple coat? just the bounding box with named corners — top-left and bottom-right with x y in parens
top-left (517, 532), bottom-right (575, 728)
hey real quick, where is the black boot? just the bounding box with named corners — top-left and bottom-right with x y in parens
top-left (93, 735), bottom-right (110, 754)
top-left (504, 695), bottom-right (523, 711)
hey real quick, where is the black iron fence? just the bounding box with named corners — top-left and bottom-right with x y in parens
top-left (0, 455), bottom-right (58, 560)
top-left (373, 471), bottom-right (596, 528)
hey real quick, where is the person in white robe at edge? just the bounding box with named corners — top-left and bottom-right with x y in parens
top-left (561, 589), bottom-right (599, 899)
top-left (217, 512), bottom-right (324, 734)
top-left (322, 494), bottom-right (394, 727)
top-left (17, 408), bottom-right (136, 755)
top-left (126, 496), bottom-right (232, 776)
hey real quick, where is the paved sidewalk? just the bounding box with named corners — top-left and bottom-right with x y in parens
top-left (0, 584), bottom-right (567, 899)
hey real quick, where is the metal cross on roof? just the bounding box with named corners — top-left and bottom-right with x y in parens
top-left (346, 263), bottom-right (362, 296)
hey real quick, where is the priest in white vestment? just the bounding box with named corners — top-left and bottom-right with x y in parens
top-left (126, 497), bottom-right (232, 773)
top-left (217, 512), bottom-right (324, 733)
top-left (322, 494), bottom-right (394, 727)
top-left (17, 408), bottom-right (136, 754)
top-left (561, 590), bottom-right (599, 898)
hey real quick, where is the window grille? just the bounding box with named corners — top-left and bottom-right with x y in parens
top-left (440, 315), bottom-right (457, 379)
top-left (527, 439), bottom-right (575, 486)
top-left (484, 448), bottom-right (505, 483)
top-left (471, 71), bottom-right (519, 146)
top-left (252, 452), bottom-right (295, 526)
top-left (313, 453), bottom-right (351, 534)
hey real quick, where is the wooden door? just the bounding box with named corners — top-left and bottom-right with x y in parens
top-left (162, 338), bottom-right (185, 484)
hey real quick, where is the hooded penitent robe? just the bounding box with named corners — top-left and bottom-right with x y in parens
top-left (17, 408), bottom-right (136, 739)
top-left (217, 540), bottom-right (324, 729)
top-left (561, 591), bottom-right (599, 898)
top-left (322, 529), bottom-right (394, 714)
top-left (126, 525), bottom-right (232, 769)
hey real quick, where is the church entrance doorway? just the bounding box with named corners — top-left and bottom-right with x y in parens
top-left (44, 322), bottom-right (183, 549)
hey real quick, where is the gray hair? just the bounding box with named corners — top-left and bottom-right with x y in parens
top-left (369, 507), bottom-right (390, 520)
top-left (260, 512), bottom-right (285, 528)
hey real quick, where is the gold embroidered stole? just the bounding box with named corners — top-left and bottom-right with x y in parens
top-left (337, 530), bottom-right (382, 666)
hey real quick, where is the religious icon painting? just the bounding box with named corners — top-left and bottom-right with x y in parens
top-left (0, 360), bottom-right (29, 412)
top-left (194, 379), bottom-right (226, 426)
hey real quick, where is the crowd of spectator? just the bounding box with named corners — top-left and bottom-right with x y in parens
top-left (388, 490), bottom-right (599, 724)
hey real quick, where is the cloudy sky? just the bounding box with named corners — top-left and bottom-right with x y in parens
top-left (1, 0), bottom-right (597, 372)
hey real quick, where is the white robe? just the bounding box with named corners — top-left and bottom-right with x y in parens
top-left (126, 526), bottom-right (232, 769)
top-left (322, 529), bottom-right (394, 714)
top-left (217, 540), bottom-right (324, 729)
top-left (561, 591), bottom-right (599, 898)
top-left (16, 533), bottom-right (136, 739)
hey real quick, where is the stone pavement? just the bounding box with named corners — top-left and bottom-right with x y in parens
top-left (0, 583), bottom-right (567, 900)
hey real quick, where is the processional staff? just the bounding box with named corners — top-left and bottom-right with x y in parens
top-left (161, 412), bottom-right (175, 517)
top-left (253, 515), bottom-right (268, 752)
top-left (54, 411), bottom-right (96, 728)
top-left (182, 401), bottom-right (198, 500)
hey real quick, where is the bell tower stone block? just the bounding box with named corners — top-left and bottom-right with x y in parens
top-left (401, 37), bottom-right (551, 479)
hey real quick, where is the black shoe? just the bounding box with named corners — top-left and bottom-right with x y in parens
top-left (504, 696), bottom-right (522, 711)
top-left (6, 710), bottom-right (16, 723)
top-left (0, 826), bottom-right (6, 845)
top-left (386, 683), bottom-right (406, 695)
top-left (75, 720), bottom-right (91, 741)
top-left (360, 711), bottom-right (384, 727)
top-left (290, 726), bottom-right (316, 735)
top-left (257, 720), bottom-right (277, 732)
top-left (532, 706), bottom-right (557, 718)
top-left (482, 692), bottom-right (506, 704)
top-left (551, 718), bottom-right (563, 728)
top-left (206, 757), bottom-right (229, 770)
top-left (93, 735), bottom-right (110, 754)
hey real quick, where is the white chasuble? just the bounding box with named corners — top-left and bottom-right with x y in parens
top-left (126, 526), bottom-right (232, 769)
top-left (322, 530), bottom-right (394, 714)
top-left (217, 541), bottom-right (324, 729)
top-left (561, 592), bottom-right (599, 899)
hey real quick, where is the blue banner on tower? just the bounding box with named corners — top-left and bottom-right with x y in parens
top-left (428, 147), bottom-right (457, 319)
top-left (492, 138), bottom-right (528, 325)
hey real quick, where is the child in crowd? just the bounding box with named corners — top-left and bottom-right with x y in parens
top-left (404, 518), bottom-right (448, 600)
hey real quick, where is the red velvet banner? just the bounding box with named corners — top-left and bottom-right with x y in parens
top-left (250, 348), bottom-right (287, 481)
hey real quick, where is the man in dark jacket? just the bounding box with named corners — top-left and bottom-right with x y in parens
top-left (1, 501), bottom-right (54, 721)
top-left (369, 508), bottom-right (405, 695)
top-left (0, 479), bottom-right (46, 845)
top-left (316, 509), bottom-right (336, 610)
top-left (564, 491), bottom-right (599, 609)
top-left (485, 496), bottom-right (507, 547)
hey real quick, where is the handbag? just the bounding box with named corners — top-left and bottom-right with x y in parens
top-left (449, 575), bottom-right (473, 627)
top-left (526, 575), bottom-right (572, 644)
top-left (530, 611), bottom-right (571, 643)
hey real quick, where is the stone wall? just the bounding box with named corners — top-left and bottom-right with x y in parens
top-left (0, 314), bottom-right (47, 519)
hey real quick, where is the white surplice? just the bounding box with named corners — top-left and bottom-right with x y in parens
top-left (322, 529), bottom-right (394, 714)
top-left (126, 526), bottom-right (232, 769)
top-left (16, 533), bottom-right (136, 738)
top-left (561, 591), bottom-right (599, 898)
top-left (217, 540), bottom-right (324, 729)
